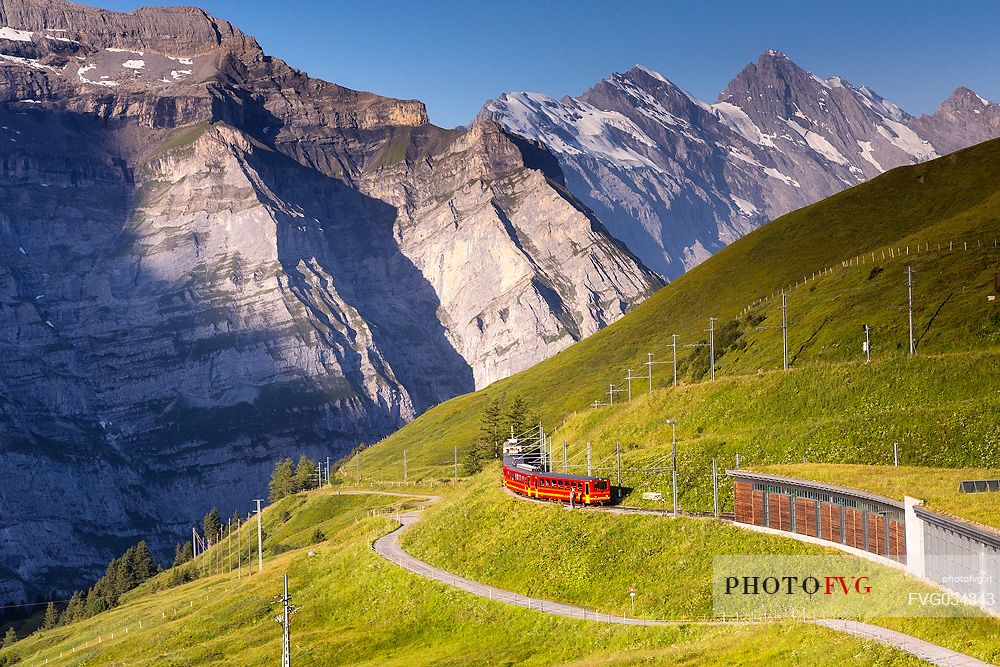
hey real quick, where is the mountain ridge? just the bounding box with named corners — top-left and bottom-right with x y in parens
top-left (0, 0), bottom-right (659, 602)
top-left (480, 51), bottom-right (999, 279)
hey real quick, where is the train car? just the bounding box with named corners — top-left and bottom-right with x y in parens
top-left (502, 453), bottom-right (612, 505)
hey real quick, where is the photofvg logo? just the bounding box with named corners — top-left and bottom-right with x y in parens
top-left (713, 556), bottom-right (991, 619)
top-left (723, 574), bottom-right (871, 596)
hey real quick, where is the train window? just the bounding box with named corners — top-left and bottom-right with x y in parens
top-left (595, 481), bottom-right (608, 490)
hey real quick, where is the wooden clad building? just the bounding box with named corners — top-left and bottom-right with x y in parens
top-left (729, 470), bottom-right (906, 562)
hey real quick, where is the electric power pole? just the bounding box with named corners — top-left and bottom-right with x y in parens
top-left (562, 440), bottom-right (567, 473)
top-left (670, 333), bottom-right (678, 387)
top-left (666, 420), bottom-right (678, 517)
top-left (907, 266), bottom-right (915, 356)
top-left (684, 319), bottom-right (717, 382)
top-left (254, 499), bottom-right (264, 572)
top-left (586, 441), bottom-right (592, 477)
top-left (625, 369), bottom-right (633, 403)
top-left (781, 291), bottom-right (788, 371)
top-left (712, 459), bottom-right (719, 517)
top-left (709, 317), bottom-right (717, 381)
top-left (616, 441), bottom-right (622, 502)
top-left (276, 574), bottom-right (297, 667)
top-left (757, 292), bottom-right (789, 370)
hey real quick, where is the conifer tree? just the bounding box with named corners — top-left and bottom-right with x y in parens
top-left (203, 508), bottom-right (221, 545)
top-left (479, 397), bottom-right (504, 459)
top-left (62, 591), bottom-right (85, 624)
top-left (293, 454), bottom-right (315, 492)
top-left (2, 626), bottom-right (16, 648)
top-left (173, 540), bottom-right (193, 567)
top-left (42, 602), bottom-right (59, 630)
top-left (268, 457), bottom-right (295, 501)
top-left (503, 395), bottom-right (531, 440)
top-left (131, 541), bottom-right (155, 583)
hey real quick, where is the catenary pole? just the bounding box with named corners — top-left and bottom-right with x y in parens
top-left (666, 420), bottom-right (678, 517)
top-left (254, 499), bottom-right (264, 572)
top-left (616, 441), bottom-right (622, 501)
top-left (781, 291), bottom-right (788, 371)
top-left (709, 317), bottom-right (717, 381)
top-left (712, 459), bottom-right (719, 517)
top-left (671, 334), bottom-right (678, 387)
top-left (907, 267), bottom-right (915, 356)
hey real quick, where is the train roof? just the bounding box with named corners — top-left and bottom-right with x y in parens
top-left (503, 454), bottom-right (609, 482)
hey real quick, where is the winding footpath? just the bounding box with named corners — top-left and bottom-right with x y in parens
top-left (364, 490), bottom-right (993, 666)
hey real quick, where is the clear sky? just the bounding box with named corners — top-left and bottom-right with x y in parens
top-left (92, 0), bottom-right (999, 129)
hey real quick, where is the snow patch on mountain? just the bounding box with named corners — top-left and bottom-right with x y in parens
top-left (877, 119), bottom-right (937, 160)
top-left (0, 26), bottom-right (33, 42)
top-left (857, 140), bottom-right (884, 172)
top-left (487, 92), bottom-right (659, 168)
top-left (785, 118), bottom-right (849, 165)
top-left (712, 102), bottom-right (775, 147)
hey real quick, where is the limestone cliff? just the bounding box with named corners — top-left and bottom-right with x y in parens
top-left (0, 0), bottom-right (660, 602)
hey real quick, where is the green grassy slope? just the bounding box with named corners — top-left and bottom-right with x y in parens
top-left (543, 349), bottom-right (1000, 514)
top-left (351, 138), bottom-right (1000, 482)
top-left (0, 487), bottom-right (927, 666)
top-left (402, 470), bottom-right (1000, 664)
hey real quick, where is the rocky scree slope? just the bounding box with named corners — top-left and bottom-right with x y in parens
top-left (481, 52), bottom-right (1000, 278)
top-left (0, 0), bottom-right (660, 602)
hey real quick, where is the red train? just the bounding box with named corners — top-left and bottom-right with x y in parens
top-left (502, 453), bottom-right (612, 505)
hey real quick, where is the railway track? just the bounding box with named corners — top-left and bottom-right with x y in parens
top-left (358, 487), bottom-right (993, 666)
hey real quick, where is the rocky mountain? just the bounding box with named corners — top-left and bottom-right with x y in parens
top-left (480, 51), bottom-right (1000, 278)
top-left (0, 0), bottom-right (660, 602)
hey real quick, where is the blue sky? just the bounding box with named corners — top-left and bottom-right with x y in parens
top-left (93, 0), bottom-right (999, 128)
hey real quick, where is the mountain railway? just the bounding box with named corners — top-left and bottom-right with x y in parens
top-left (502, 451), bottom-right (612, 505)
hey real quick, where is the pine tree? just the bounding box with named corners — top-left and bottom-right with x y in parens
top-left (86, 586), bottom-right (109, 616)
top-left (2, 626), bottom-right (16, 648)
top-left (131, 541), bottom-right (155, 583)
top-left (228, 510), bottom-right (240, 536)
top-left (62, 591), bottom-right (85, 625)
top-left (503, 395), bottom-right (531, 440)
top-left (479, 397), bottom-right (504, 460)
top-left (203, 508), bottom-right (221, 546)
top-left (293, 454), bottom-right (315, 492)
top-left (268, 457), bottom-right (295, 502)
top-left (42, 602), bottom-right (59, 630)
top-left (173, 540), bottom-right (193, 566)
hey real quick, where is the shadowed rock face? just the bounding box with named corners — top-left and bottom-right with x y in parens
top-left (0, 0), bottom-right (661, 601)
top-left (481, 53), bottom-right (1000, 280)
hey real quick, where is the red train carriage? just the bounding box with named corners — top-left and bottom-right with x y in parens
top-left (502, 454), bottom-right (612, 505)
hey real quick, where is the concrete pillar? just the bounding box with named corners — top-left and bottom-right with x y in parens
top-left (904, 496), bottom-right (925, 578)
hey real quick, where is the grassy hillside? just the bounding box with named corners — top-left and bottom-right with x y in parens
top-left (350, 138), bottom-right (1000, 482)
top-left (402, 469), bottom-right (1000, 664)
top-left (0, 486), bottom-right (928, 666)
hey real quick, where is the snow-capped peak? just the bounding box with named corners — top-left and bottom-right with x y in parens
top-left (633, 64), bottom-right (669, 84)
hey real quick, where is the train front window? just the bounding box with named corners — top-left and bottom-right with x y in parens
top-left (595, 481), bottom-right (608, 491)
